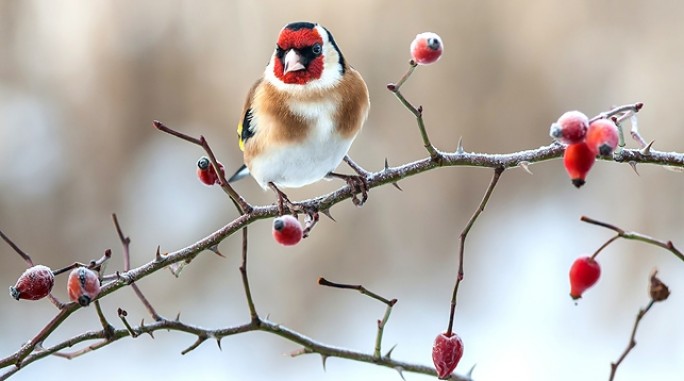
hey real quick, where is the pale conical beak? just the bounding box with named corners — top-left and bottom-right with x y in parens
top-left (283, 49), bottom-right (305, 74)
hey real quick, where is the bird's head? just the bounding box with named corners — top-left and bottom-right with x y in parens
top-left (265, 22), bottom-right (345, 91)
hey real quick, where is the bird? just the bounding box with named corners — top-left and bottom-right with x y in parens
top-left (228, 21), bottom-right (370, 212)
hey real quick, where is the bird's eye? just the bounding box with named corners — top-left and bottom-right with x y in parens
top-left (312, 43), bottom-right (322, 55)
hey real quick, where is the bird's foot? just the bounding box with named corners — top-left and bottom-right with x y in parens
top-left (268, 182), bottom-right (299, 215)
top-left (328, 172), bottom-right (369, 207)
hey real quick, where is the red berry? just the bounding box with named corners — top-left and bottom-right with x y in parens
top-left (569, 256), bottom-right (601, 300)
top-left (410, 32), bottom-right (443, 65)
top-left (586, 119), bottom-right (619, 156)
top-left (432, 332), bottom-right (464, 379)
top-left (196, 156), bottom-right (224, 186)
top-left (563, 142), bottom-right (596, 188)
top-left (67, 267), bottom-right (101, 306)
top-left (272, 215), bottom-right (303, 246)
top-left (549, 111), bottom-right (589, 145)
top-left (9, 265), bottom-right (55, 301)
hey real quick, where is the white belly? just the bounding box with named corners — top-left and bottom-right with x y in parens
top-left (250, 136), bottom-right (353, 189)
top-left (248, 102), bottom-right (355, 189)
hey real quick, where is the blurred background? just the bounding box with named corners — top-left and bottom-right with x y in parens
top-left (1, 1), bottom-right (683, 380)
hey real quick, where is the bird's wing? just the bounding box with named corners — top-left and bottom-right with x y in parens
top-left (237, 78), bottom-right (263, 151)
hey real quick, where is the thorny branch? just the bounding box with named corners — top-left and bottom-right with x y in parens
top-left (2, 106), bottom-right (682, 379)
top-left (0, 56), bottom-right (678, 381)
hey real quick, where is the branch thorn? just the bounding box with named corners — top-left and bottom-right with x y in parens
top-left (320, 209), bottom-right (336, 222)
top-left (208, 245), bottom-right (225, 258)
top-left (629, 161), bottom-right (639, 176)
top-left (518, 161), bottom-right (533, 175)
top-left (640, 140), bottom-right (654, 156)
top-left (384, 343), bottom-right (397, 359)
top-left (394, 366), bottom-right (406, 381)
top-left (466, 363), bottom-right (477, 378)
top-left (321, 354), bottom-right (328, 372)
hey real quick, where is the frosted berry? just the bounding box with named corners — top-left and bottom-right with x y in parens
top-left (272, 215), bottom-right (303, 246)
top-left (569, 256), bottom-right (601, 300)
top-left (432, 332), bottom-right (464, 379)
top-left (410, 32), bottom-right (443, 65)
top-left (67, 267), bottom-right (101, 306)
top-left (563, 142), bottom-right (596, 188)
top-left (9, 265), bottom-right (55, 301)
top-left (196, 156), bottom-right (224, 186)
top-left (549, 110), bottom-right (589, 145)
top-left (586, 119), bottom-right (619, 156)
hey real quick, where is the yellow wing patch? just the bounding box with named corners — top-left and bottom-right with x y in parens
top-left (237, 121), bottom-right (245, 151)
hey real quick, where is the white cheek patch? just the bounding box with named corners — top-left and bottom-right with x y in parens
top-left (264, 25), bottom-right (343, 93)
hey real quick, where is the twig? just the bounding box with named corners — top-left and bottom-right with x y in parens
top-left (590, 234), bottom-right (620, 260)
top-left (590, 102), bottom-right (643, 123)
top-left (375, 302), bottom-right (396, 359)
top-left (608, 300), bottom-right (655, 381)
top-left (581, 216), bottom-right (684, 262)
top-left (113, 213), bottom-right (161, 321)
top-left (0, 229), bottom-right (33, 266)
top-left (152, 120), bottom-right (252, 213)
top-left (318, 277), bottom-right (396, 306)
top-left (317, 277), bottom-right (397, 359)
top-left (446, 167), bottom-right (504, 335)
top-left (51, 249), bottom-right (112, 276)
top-left (387, 61), bottom-right (440, 159)
top-left (239, 227), bottom-right (258, 322)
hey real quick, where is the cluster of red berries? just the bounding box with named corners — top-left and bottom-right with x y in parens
top-left (550, 111), bottom-right (619, 187)
top-left (10, 265), bottom-right (101, 306)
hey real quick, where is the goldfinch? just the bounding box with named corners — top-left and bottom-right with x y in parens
top-left (229, 21), bottom-right (370, 209)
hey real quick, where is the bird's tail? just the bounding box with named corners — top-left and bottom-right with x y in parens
top-left (228, 164), bottom-right (250, 183)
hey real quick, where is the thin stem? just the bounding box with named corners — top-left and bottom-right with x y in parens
top-left (446, 167), bottom-right (504, 335)
top-left (113, 213), bottom-right (161, 320)
top-left (153, 120), bottom-right (251, 213)
top-left (318, 277), bottom-right (396, 306)
top-left (589, 102), bottom-right (643, 123)
top-left (581, 216), bottom-right (684, 262)
top-left (591, 234), bottom-right (620, 260)
top-left (387, 62), bottom-right (440, 159)
top-left (608, 300), bottom-right (656, 381)
top-left (374, 302), bottom-right (396, 359)
top-left (94, 300), bottom-right (115, 339)
top-left (317, 277), bottom-right (397, 359)
top-left (0, 229), bottom-right (34, 266)
top-left (117, 308), bottom-right (138, 338)
top-left (391, 91), bottom-right (440, 159)
top-left (51, 249), bottom-right (112, 276)
top-left (391, 60), bottom-right (418, 91)
top-left (239, 227), bottom-right (258, 321)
